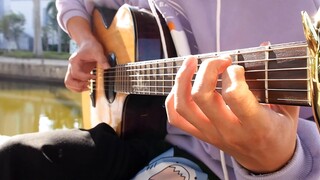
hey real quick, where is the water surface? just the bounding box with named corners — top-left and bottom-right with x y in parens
top-left (0, 79), bottom-right (82, 136)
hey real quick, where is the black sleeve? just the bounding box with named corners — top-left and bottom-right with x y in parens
top-left (0, 123), bottom-right (171, 180)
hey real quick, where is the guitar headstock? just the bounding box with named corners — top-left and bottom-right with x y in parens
top-left (302, 11), bottom-right (320, 132)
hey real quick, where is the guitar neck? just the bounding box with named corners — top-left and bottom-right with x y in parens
top-left (104, 41), bottom-right (311, 106)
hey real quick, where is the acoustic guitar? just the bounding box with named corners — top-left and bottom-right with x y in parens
top-left (82, 4), bottom-right (320, 139)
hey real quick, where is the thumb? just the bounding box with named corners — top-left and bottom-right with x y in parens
top-left (97, 53), bottom-right (110, 69)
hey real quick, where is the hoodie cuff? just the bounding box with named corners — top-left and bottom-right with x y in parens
top-left (232, 136), bottom-right (313, 180)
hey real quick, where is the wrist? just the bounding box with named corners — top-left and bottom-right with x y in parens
top-left (236, 135), bottom-right (297, 174)
top-left (66, 16), bottom-right (96, 46)
top-left (233, 136), bottom-right (313, 179)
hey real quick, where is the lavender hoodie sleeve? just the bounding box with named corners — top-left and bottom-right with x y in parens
top-left (55, 0), bottom-right (149, 33)
top-left (233, 119), bottom-right (320, 180)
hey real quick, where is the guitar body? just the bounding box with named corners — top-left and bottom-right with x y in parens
top-left (81, 5), bottom-right (320, 134)
top-left (87, 5), bottom-right (176, 139)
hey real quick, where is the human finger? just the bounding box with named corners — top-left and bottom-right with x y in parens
top-left (68, 52), bottom-right (96, 81)
top-left (64, 64), bottom-right (90, 92)
top-left (173, 57), bottom-right (219, 135)
top-left (165, 87), bottom-right (206, 140)
top-left (221, 65), bottom-right (263, 123)
top-left (78, 37), bottom-right (109, 70)
top-left (191, 56), bottom-right (235, 126)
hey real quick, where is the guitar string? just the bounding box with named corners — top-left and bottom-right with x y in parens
top-left (98, 41), bottom-right (308, 74)
top-left (105, 55), bottom-right (310, 70)
top-left (91, 44), bottom-right (310, 104)
top-left (103, 55), bottom-right (310, 73)
top-left (102, 67), bottom-right (309, 79)
top-left (104, 41), bottom-right (308, 69)
top-left (93, 42), bottom-right (310, 92)
top-left (101, 58), bottom-right (310, 79)
top-left (100, 56), bottom-right (310, 82)
top-left (94, 55), bottom-right (310, 91)
top-left (90, 80), bottom-right (311, 104)
top-left (90, 83), bottom-right (310, 104)
top-left (92, 79), bottom-right (310, 92)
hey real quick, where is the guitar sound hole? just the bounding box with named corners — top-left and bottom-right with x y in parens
top-left (106, 53), bottom-right (117, 103)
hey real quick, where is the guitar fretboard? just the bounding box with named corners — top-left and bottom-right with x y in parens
top-left (101, 41), bottom-right (311, 106)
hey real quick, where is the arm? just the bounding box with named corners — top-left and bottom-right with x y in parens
top-left (63, 16), bottom-right (108, 92)
top-left (56, 0), bottom-right (150, 34)
top-left (56, 0), bottom-right (150, 92)
top-left (56, 0), bottom-right (108, 92)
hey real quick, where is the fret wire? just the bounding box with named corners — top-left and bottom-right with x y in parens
top-left (119, 65), bottom-right (122, 92)
top-left (162, 62), bottom-right (165, 95)
top-left (265, 45), bottom-right (270, 103)
top-left (124, 65), bottom-right (126, 92)
top-left (145, 64), bottom-right (149, 94)
top-left (122, 65), bottom-right (124, 92)
top-left (128, 64), bottom-right (134, 92)
top-left (171, 60), bottom-right (175, 90)
top-left (234, 50), bottom-right (240, 66)
top-left (307, 50), bottom-right (312, 102)
top-left (161, 60), bottom-right (165, 94)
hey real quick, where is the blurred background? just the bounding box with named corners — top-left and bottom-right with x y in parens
top-left (0, 0), bottom-right (82, 136)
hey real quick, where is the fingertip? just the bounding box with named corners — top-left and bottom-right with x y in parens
top-left (184, 56), bottom-right (198, 66)
top-left (222, 65), bottom-right (247, 94)
top-left (227, 65), bottom-right (245, 80)
top-left (97, 55), bottom-right (110, 69)
top-left (101, 61), bottom-right (110, 69)
top-left (219, 54), bottom-right (233, 65)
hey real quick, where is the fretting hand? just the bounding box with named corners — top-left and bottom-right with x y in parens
top-left (165, 56), bottom-right (299, 173)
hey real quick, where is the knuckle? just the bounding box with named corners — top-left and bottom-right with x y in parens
top-left (168, 117), bottom-right (177, 126)
top-left (191, 88), bottom-right (209, 105)
top-left (222, 82), bottom-right (247, 103)
top-left (223, 134), bottom-right (239, 145)
top-left (174, 102), bottom-right (185, 115)
top-left (191, 90), bottom-right (205, 103)
top-left (175, 71), bottom-right (184, 82)
top-left (222, 88), bottom-right (237, 102)
top-left (68, 56), bottom-right (77, 64)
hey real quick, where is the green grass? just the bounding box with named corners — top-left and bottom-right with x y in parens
top-left (0, 50), bottom-right (70, 60)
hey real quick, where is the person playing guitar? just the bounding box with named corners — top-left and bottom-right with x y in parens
top-left (0, 0), bottom-right (319, 179)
